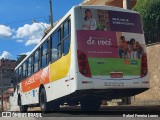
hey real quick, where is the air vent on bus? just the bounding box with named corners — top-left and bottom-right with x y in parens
top-left (77, 50), bottom-right (91, 78)
top-left (140, 53), bottom-right (148, 78)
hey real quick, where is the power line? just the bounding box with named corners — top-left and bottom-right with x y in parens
top-left (33, 0), bottom-right (49, 23)
top-left (3, 16), bottom-right (49, 25)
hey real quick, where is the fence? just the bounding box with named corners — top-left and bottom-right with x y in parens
top-left (145, 29), bottom-right (160, 45)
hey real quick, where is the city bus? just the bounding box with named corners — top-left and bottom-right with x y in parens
top-left (11, 5), bottom-right (149, 112)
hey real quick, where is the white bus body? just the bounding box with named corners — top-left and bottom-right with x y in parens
top-left (11, 5), bottom-right (149, 112)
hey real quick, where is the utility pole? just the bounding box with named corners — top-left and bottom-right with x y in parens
top-left (123, 0), bottom-right (131, 9)
top-left (50, 0), bottom-right (53, 28)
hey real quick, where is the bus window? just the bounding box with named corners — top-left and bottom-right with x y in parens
top-left (24, 61), bottom-right (28, 78)
top-left (41, 40), bottom-right (49, 68)
top-left (57, 29), bottom-right (62, 57)
top-left (63, 20), bottom-right (71, 55)
top-left (42, 41), bottom-right (48, 55)
top-left (18, 66), bottom-right (22, 82)
top-left (28, 66), bottom-right (31, 77)
top-left (63, 37), bottom-right (70, 55)
top-left (28, 56), bottom-right (33, 66)
top-left (22, 63), bottom-right (25, 79)
top-left (34, 49), bottom-right (40, 73)
top-left (34, 49), bottom-right (40, 62)
top-left (34, 62), bottom-right (38, 73)
top-left (28, 56), bottom-right (33, 76)
top-left (51, 31), bottom-right (59, 62)
top-left (31, 64), bottom-right (34, 76)
top-left (63, 20), bottom-right (69, 38)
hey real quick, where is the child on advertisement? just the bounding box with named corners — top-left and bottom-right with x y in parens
top-left (130, 38), bottom-right (137, 59)
top-left (119, 36), bottom-right (127, 58)
top-left (136, 42), bottom-right (143, 59)
top-left (126, 41), bottom-right (132, 58)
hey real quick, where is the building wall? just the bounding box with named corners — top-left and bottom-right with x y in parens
top-left (0, 59), bottom-right (17, 87)
top-left (82, 0), bottom-right (137, 9)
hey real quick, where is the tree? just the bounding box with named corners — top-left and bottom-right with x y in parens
top-left (17, 54), bottom-right (27, 64)
top-left (133, 0), bottom-right (160, 32)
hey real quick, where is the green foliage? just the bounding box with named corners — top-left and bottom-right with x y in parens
top-left (17, 54), bottom-right (27, 64)
top-left (133, 0), bottom-right (160, 32)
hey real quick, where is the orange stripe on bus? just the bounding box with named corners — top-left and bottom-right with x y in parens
top-left (21, 67), bottom-right (50, 93)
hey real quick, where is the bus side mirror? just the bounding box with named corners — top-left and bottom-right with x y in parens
top-left (11, 80), bottom-right (13, 84)
top-left (11, 76), bottom-right (14, 86)
top-left (11, 76), bottom-right (17, 92)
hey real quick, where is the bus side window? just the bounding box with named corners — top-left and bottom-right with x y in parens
top-left (18, 66), bottom-right (22, 82)
top-left (51, 31), bottom-right (59, 62)
top-left (28, 56), bottom-right (33, 77)
top-left (24, 61), bottom-right (28, 78)
top-left (63, 20), bottom-right (69, 38)
top-left (58, 29), bottom-right (62, 57)
top-left (63, 19), bottom-right (71, 55)
top-left (22, 64), bottom-right (25, 79)
top-left (41, 40), bottom-right (49, 68)
top-left (34, 49), bottom-right (40, 73)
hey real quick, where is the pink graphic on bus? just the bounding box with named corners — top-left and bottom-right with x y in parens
top-left (77, 30), bottom-right (119, 58)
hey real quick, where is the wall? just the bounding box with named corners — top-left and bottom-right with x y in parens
top-left (82, 0), bottom-right (137, 9)
top-left (0, 59), bottom-right (17, 87)
top-left (132, 44), bottom-right (160, 105)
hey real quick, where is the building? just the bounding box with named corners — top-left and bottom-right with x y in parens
top-left (82, 0), bottom-right (137, 9)
top-left (0, 59), bottom-right (17, 87)
top-left (0, 59), bottom-right (17, 111)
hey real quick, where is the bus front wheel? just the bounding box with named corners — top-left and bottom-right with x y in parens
top-left (18, 97), bottom-right (28, 112)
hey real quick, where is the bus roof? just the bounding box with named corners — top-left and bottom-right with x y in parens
top-left (79, 5), bottom-right (138, 14)
top-left (15, 5), bottom-right (139, 70)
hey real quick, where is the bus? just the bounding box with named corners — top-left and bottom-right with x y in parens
top-left (11, 5), bottom-right (149, 112)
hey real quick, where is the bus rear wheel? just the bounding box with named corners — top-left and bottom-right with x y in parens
top-left (18, 97), bottom-right (28, 112)
top-left (39, 88), bottom-right (60, 112)
top-left (80, 97), bottom-right (101, 111)
top-left (40, 88), bottom-right (51, 112)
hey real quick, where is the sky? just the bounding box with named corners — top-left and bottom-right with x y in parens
top-left (0, 0), bottom-right (83, 60)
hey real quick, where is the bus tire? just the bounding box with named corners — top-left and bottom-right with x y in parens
top-left (39, 88), bottom-right (51, 112)
top-left (80, 97), bottom-right (101, 111)
top-left (18, 97), bottom-right (28, 112)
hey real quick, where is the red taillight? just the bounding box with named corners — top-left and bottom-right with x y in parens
top-left (77, 50), bottom-right (91, 78)
top-left (141, 53), bottom-right (148, 78)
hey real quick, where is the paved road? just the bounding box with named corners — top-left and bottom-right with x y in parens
top-left (0, 105), bottom-right (160, 119)
top-left (41, 105), bottom-right (160, 117)
top-left (1, 117), bottom-right (160, 120)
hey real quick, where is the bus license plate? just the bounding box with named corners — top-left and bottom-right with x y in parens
top-left (110, 73), bottom-right (123, 78)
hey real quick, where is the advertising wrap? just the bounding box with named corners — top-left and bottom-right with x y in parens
top-left (77, 8), bottom-right (146, 78)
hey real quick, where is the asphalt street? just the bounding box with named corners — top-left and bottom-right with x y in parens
top-left (0, 105), bottom-right (160, 119)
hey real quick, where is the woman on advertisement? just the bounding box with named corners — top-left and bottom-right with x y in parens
top-left (82, 9), bottom-right (97, 30)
